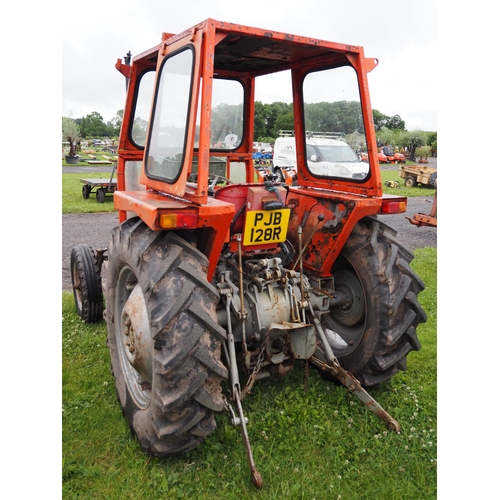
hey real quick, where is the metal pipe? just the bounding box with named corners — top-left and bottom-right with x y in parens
top-left (225, 295), bottom-right (241, 390)
top-left (307, 302), bottom-right (400, 432)
top-left (297, 226), bottom-right (305, 324)
top-left (236, 234), bottom-right (249, 366)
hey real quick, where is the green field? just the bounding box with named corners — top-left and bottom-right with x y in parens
top-left (62, 247), bottom-right (437, 499)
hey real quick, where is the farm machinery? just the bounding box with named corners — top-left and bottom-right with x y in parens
top-left (70, 19), bottom-right (427, 489)
top-left (399, 164), bottom-right (437, 188)
top-left (381, 144), bottom-right (406, 164)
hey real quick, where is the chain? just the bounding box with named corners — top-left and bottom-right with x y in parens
top-left (241, 332), bottom-right (269, 400)
top-left (222, 393), bottom-right (238, 424)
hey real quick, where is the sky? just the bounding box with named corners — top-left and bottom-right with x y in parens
top-left (62, 0), bottom-right (438, 132)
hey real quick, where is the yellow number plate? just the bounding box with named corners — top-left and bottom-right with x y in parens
top-left (243, 209), bottom-right (290, 246)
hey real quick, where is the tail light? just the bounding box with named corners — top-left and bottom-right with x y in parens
top-left (381, 200), bottom-right (407, 214)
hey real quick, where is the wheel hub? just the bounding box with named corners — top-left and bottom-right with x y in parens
top-left (116, 268), bottom-right (153, 408)
top-left (331, 269), bottom-right (365, 326)
top-left (120, 284), bottom-right (152, 381)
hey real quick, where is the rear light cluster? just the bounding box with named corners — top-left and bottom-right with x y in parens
top-left (159, 212), bottom-right (198, 229)
top-left (381, 200), bottom-right (406, 214)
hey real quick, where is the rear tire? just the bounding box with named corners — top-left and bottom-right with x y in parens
top-left (105, 219), bottom-right (228, 456)
top-left (317, 217), bottom-right (427, 387)
top-left (71, 244), bottom-right (103, 323)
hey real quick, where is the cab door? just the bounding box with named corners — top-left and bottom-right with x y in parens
top-left (139, 32), bottom-right (203, 200)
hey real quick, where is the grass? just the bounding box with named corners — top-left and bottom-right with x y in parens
top-left (62, 247), bottom-right (437, 499)
top-left (61, 166), bottom-right (435, 214)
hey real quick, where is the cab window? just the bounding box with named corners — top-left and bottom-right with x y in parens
top-left (145, 47), bottom-right (194, 183)
top-left (302, 66), bottom-right (369, 181)
top-left (130, 71), bottom-right (155, 147)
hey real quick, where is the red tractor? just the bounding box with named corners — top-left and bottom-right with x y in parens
top-left (71, 19), bottom-right (426, 489)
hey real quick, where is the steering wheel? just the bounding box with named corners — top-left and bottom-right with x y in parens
top-left (188, 173), bottom-right (233, 195)
top-left (209, 174), bottom-right (232, 188)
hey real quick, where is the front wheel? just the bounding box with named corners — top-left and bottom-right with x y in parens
top-left (105, 220), bottom-right (228, 456)
top-left (317, 217), bottom-right (427, 387)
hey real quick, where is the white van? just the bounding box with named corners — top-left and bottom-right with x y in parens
top-left (273, 133), bottom-right (369, 181)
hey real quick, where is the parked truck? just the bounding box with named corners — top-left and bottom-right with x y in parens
top-left (70, 19), bottom-right (427, 489)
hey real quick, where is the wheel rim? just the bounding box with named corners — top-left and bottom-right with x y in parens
top-left (322, 268), bottom-right (366, 357)
top-left (115, 266), bottom-right (153, 409)
top-left (72, 259), bottom-right (83, 310)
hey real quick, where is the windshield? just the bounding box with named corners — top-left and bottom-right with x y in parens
top-left (316, 144), bottom-right (359, 162)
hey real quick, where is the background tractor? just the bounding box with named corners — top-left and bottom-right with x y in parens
top-left (71, 18), bottom-right (427, 489)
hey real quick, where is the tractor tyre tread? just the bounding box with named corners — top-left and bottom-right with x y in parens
top-left (106, 219), bottom-right (228, 457)
top-left (326, 216), bottom-right (427, 387)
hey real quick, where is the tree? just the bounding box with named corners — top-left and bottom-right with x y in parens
top-left (253, 101), bottom-right (268, 139)
top-left (372, 110), bottom-right (405, 131)
top-left (400, 130), bottom-right (427, 161)
top-left (305, 101), bottom-right (364, 135)
top-left (426, 131), bottom-right (437, 146)
top-left (272, 112), bottom-right (295, 136)
top-left (263, 102), bottom-right (293, 137)
top-left (377, 126), bottom-right (395, 148)
top-left (386, 114), bottom-right (405, 130)
top-left (210, 103), bottom-right (244, 145)
top-left (79, 111), bottom-right (109, 138)
top-left (131, 117), bottom-right (148, 145)
top-left (252, 101), bottom-right (294, 139)
top-left (62, 116), bottom-right (80, 157)
top-left (372, 109), bottom-right (389, 130)
top-left (108, 110), bottom-right (124, 136)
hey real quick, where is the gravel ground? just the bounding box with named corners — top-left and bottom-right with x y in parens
top-left (62, 196), bottom-right (437, 292)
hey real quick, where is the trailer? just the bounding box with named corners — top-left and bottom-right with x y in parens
top-left (399, 164), bottom-right (437, 188)
top-left (80, 166), bottom-right (117, 203)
